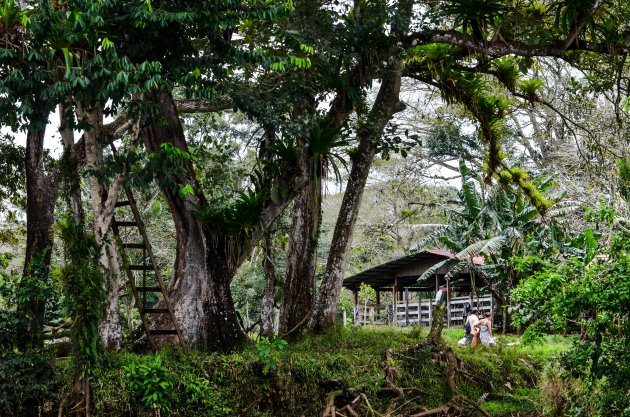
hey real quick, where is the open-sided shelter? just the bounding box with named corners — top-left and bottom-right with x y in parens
top-left (342, 250), bottom-right (493, 327)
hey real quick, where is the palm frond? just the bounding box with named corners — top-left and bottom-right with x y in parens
top-left (410, 224), bottom-right (449, 251)
top-left (444, 259), bottom-right (469, 280)
top-left (453, 235), bottom-right (506, 260)
top-left (514, 205), bottom-right (539, 225)
top-left (459, 160), bottom-right (481, 218)
top-left (439, 235), bottom-right (464, 253)
top-left (417, 258), bottom-right (458, 283)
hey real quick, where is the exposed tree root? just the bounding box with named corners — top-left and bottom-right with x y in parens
top-left (320, 305), bottom-right (493, 417)
top-left (58, 374), bottom-right (91, 417)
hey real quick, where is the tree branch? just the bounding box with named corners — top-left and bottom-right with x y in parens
top-left (175, 96), bottom-right (233, 113)
top-left (563, 0), bottom-right (607, 51)
top-left (403, 30), bottom-right (628, 58)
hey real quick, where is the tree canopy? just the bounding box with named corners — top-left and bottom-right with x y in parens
top-left (0, 0), bottom-right (629, 414)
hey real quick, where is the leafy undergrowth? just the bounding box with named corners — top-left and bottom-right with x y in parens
top-left (3, 327), bottom-right (570, 417)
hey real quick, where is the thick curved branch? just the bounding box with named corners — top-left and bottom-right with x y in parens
top-left (175, 96), bottom-right (233, 113)
top-left (71, 96), bottom-right (234, 167)
top-left (403, 30), bottom-right (628, 57)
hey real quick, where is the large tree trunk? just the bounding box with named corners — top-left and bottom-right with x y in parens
top-left (144, 90), bottom-right (309, 350)
top-left (308, 58), bottom-right (406, 332)
top-left (275, 68), bottom-right (359, 338)
top-left (59, 99), bottom-right (84, 223)
top-left (142, 90), bottom-right (212, 348)
top-left (279, 181), bottom-right (321, 337)
top-left (260, 234), bottom-right (279, 337)
top-left (79, 100), bottom-right (127, 350)
top-left (204, 233), bottom-right (252, 351)
top-left (17, 123), bottom-right (56, 349)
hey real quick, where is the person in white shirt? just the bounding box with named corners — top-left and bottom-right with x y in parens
top-left (465, 309), bottom-right (480, 347)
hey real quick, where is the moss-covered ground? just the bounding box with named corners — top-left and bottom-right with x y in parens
top-left (5, 327), bottom-right (570, 417)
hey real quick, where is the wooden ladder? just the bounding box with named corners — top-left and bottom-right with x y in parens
top-left (112, 187), bottom-right (186, 351)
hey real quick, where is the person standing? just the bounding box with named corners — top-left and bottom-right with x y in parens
top-left (464, 309), bottom-right (480, 347)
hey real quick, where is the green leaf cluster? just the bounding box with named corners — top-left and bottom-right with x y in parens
top-left (252, 337), bottom-right (288, 374)
top-left (123, 354), bottom-right (173, 412)
top-left (53, 218), bottom-right (105, 369)
top-left (511, 226), bottom-right (630, 416)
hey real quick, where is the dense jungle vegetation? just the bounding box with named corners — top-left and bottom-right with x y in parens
top-left (0, 0), bottom-right (629, 416)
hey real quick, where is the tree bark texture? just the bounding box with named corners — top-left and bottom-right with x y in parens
top-left (142, 90), bottom-right (213, 348)
top-left (279, 181), bottom-right (321, 337)
top-left (59, 100), bottom-right (85, 224)
top-left (260, 234), bottom-right (279, 338)
top-left (144, 90), bottom-right (310, 350)
top-left (80, 100), bottom-right (126, 351)
top-left (308, 58), bottom-right (406, 332)
top-left (17, 124), bottom-right (56, 349)
top-left (204, 233), bottom-right (252, 351)
top-left (275, 73), bottom-right (359, 338)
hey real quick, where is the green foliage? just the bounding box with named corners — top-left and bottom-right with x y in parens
top-left (550, 0), bottom-right (598, 35)
top-left (10, 327), bottom-right (567, 417)
top-left (0, 0), bottom-right (23, 31)
top-left (492, 57), bottom-right (520, 92)
top-left (518, 78), bottom-right (544, 101)
top-left (195, 188), bottom-right (267, 237)
top-left (0, 352), bottom-right (57, 417)
top-left (306, 121), bottom-right (349, 184)
top-left (124, 354), bottom-right (174, 413)
top-left (0, 135), bottom-right (26, 214)
top-left (145, 143), bottom-right (198, 198)
top-left (357, 282), bottom-right (376, 304)
top-left (53, 218), bottom-right (105, 369)
top-left (417, 163), bottom-right (567, 305)
top-left (617, 158), bottom-right (630, 202)
top-left (423, 120), bottom-right (479, 160)
top-left (512, 225), bottom-right (630, 416)
top-left (252, 337), bottom-right (288, 374)
top-left (0, 243), bottom-right (63, 350)
top-left (438, 0), bottom-right (506, 39)
top-left (337, 289), bottom-right (354, 324)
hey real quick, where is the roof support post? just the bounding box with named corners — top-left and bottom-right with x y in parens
top-left (393, 276), bottom-right (398, 327)
top-left (353, 290), bottom-right (358, 325)
top-left (404, 288), bottom-right (409, 326)
top-left (446, 277), bottom-right (451, 328)
top-left (417, 291), bottom-right (421, 326)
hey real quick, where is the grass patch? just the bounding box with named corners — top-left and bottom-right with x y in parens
top-left (12, 327), bottom-right (570, 416)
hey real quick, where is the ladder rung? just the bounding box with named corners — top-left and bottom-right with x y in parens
top-left (137, 286), bottom-right (162, 292)
top-left (115, 200), bottom-right (131, 207)
top-left (114, 221), bottom-right (137, 227)
top-left (143, 308), bottom-right (170, 314)
top-left (129, 264), bottom-right (154, 271)
top-left (122, 243), bottom-right (146, 249)
top-left (150, 329), bottom-right (178, 335)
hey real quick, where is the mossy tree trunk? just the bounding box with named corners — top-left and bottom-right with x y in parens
top-left (260, 233), bottom-right (279, 337)
top-left (79, 98), bottom-right (131, 351)
top-left (143, 90), bottom-right (214, 348)
top-left (308, 57), bottom-right (407, 333)
top-left (17, 116), bottom-right (57, 350)
top-left (279, 180), bottom-right (321, 337)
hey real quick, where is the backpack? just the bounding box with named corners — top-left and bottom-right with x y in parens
top-left (464, 321), bottom-right (471, 335)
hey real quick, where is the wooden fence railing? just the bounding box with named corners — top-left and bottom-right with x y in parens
top-left (353, 294), bottom-right (493, 327)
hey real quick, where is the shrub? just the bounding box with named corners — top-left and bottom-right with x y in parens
top-left (253, 337), bottom-right (287, 374)
top-left (0, 352), bottom-right (57, 417)
top-left (123, 354), bottom-right (174, 415)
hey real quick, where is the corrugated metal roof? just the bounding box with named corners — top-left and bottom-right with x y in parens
top-left (342, 249), bottom-right (484, 290)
